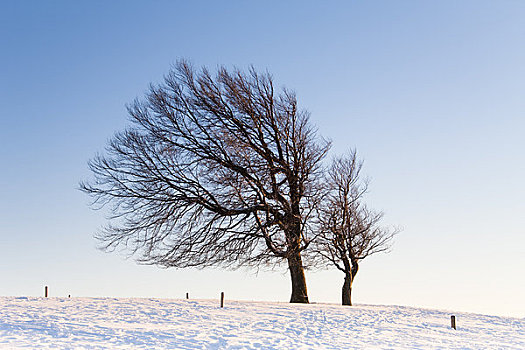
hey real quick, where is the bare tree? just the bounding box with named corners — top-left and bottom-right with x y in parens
top-left (80, 60), bottom-right (330, 303)
top-left (311, 150), bottom-right (398, 305)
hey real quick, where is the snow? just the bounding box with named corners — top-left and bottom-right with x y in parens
top-left (0, 297), bottom-right (523, 349)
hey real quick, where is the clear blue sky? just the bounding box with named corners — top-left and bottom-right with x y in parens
top-left (1, 1), bottom-right (524, 317)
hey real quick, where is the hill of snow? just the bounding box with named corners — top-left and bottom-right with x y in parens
top-left (0, 296), bottom-right (523, 349)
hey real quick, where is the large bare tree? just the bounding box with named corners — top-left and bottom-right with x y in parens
top-left (311, 150), bottom-right (398, 305)
top-left (81, 61), bottom-right (330, 303)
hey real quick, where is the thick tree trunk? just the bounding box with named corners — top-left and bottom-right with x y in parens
top-left (342, 272), bottom-right (353, 306)
top-left (287, 251), bottom-right (309, 303)
top-left (342, 260), bottom-right (358, 306)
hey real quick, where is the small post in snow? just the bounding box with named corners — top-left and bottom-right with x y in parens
top-left (44, 286), bottom-right (48, 298)
top-left (451, 315), bottom-right (456, 330)
top-left (68, 295), bottom-right (71, 298)
top-left (220, 292), bottom-right (224, 308)
top-left (186, 292), bottom-right (189, 299)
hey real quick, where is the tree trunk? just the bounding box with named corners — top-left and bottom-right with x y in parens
top-left (342, 272), bottom-right (353, 306)
top-left (287, 251), bottom-right (309, 303)
top-left (342, 260), bottom-right (358, 306)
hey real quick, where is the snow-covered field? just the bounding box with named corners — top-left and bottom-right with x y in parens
top-left (0, 297), bottom-right (523, 349)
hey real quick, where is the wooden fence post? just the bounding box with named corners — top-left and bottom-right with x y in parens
top-left (451, 315), bottom-right (456, 330)
top-left (220, 292), bottom-right (224, 308)
top-left (44, 286), bottom-right (48, 298)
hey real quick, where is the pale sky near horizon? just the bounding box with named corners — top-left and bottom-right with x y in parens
top-left (1, 1), bottom-right (524, 317)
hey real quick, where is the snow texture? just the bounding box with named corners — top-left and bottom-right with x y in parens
top-left (0, 297), bottom-right (523, 349)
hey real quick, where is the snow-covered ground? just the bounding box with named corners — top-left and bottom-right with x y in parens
top-left (0, 297), bottom-right (523, 349)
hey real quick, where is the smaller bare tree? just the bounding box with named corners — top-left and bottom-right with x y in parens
top-left (312, 150), bottom-right (398, 306)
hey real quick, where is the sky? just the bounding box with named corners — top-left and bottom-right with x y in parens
top-left (1, 0), bottom-right (524, 317)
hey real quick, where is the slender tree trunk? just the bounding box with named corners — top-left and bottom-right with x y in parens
top-left (342, 272), bottom-right (353, 306)
top-left (287, 251), bottom-right (309, 303)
